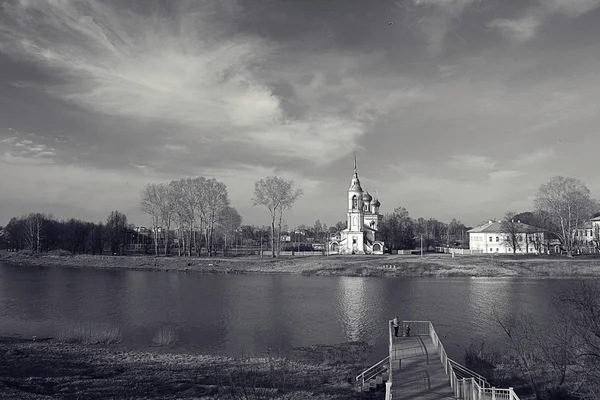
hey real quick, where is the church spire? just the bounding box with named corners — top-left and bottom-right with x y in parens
top-left (349, 151), bottom-right (362, 192)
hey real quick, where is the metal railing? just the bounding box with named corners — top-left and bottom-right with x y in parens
top-left (394, 320), bottom-right (521, 400)
top-left (356, 356), bottom-right (390, 387)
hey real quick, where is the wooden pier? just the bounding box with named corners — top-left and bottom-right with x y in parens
top-left (356, 320), bottom-right (521, 400)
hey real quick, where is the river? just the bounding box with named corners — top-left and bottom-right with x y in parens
top-left (0, 262), bottom-right (585, 363)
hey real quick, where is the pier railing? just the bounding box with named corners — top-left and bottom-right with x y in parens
top-left (397, 320), bottom-right (520, 400)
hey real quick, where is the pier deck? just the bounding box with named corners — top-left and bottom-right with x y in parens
top-left (390, 335), bottom-right (456, 399)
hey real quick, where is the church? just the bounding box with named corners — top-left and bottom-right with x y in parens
top-left (328, 156), bottom-right (385, 255)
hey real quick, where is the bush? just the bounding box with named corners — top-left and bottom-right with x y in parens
top-left (56, 322), bottom-right (123, 345)
top-left (152, 326), bottom-right (177, 347)
top-left (48, 249), bottom-right (71, 257)
top-left (464, 341), bottom-right (501, 380)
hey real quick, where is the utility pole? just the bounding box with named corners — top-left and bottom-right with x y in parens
top-left (421, 234), bottom-right (423, 257)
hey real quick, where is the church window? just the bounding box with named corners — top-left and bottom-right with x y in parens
top-left (352, 195), bottom-right (358, 209)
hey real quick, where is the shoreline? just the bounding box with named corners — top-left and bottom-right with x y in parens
top-left (2, 251), bottom-right (600, 277)
top-left (0, 336), bottom-right (371, 399)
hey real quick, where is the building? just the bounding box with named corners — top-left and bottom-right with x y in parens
top-left (328, 155), bottom-right (384, 255)
top-left (591, 216), bottom-right (600, 237)
top-left (574, 222), bottom-right (596, 246)
top-left (468, 220), bottom-right (545, 254)
top-left (572, 216), bottom-right (600, 252)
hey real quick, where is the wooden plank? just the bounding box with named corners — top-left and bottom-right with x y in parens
top-left (391, 336), bottom-right (457, 400)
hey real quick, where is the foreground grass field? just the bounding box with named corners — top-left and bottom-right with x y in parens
top-left (0, 337), bottom-right (373, 399)
top-left (2, 251), bottom-right (600, 277)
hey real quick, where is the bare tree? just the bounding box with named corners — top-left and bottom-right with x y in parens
top-left (203, 178), bottom-right (230, 257)
top-left (0, 228), bottom-right (11, 246)
top-left (159, 183), bottom-right (176, 256)
top-left (534, 176), bottom-right (597, 257)
top-left (140, 183), bottom-right (162, 256)
top-left (105, 210), bottom-right (128, 255)
top-left (253, 177), bottom-right (303, 258)
top-left (501, 212), bottom-right (524, 255)
top-left (558, 281), bottom-right (600, 399)
top-left (23, 213), bottom-right (45, 253)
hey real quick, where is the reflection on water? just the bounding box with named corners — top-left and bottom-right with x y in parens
top-left (0, 262), bottom-right (588, 362)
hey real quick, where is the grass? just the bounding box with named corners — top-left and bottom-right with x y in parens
top-left (55, 322), bottom-right (123, 345)
top-left (152, 326), bottom-right (177, 347)
top-left (0, 337), bottom-right (371, 399)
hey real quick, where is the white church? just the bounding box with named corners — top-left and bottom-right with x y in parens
top-left (328, 156), bottom-right (385, 255)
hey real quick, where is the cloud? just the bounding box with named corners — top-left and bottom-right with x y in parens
top-left (488, 0), bottom-right (600, 41)
top-left (0, 0), bottom-right (398, 166)
top-left (409, 0), bottom-right (482, 56)
top-left (513, 148), bottom-right (556, 167)
top-left (487, 16), bottom-right (541, 42)
top-left (448, 155), bottom-right (496, 170)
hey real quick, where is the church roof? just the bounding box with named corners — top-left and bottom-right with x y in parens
top-left (371, 198), bottom-right (380, 207)
top-left (362, 191), bottom-right (373, 202)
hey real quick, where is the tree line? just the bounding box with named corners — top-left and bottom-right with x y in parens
top-left (1, 175), bottom-right (598, 257)
top-left (0, 210), bottom-right (132, 255)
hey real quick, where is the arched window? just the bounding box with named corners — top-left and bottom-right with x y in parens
top-left (352, 195), bottom-right (358, 209)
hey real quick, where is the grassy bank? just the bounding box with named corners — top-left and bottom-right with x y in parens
top-left (0, 337), bottom-right (372, 399)
top-left (1, 251), bottom-right (600, 277)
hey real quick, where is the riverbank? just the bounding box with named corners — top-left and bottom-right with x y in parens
top-left (2, 251), bottom-right (600, 277)
top-left (0, 336), bottom-right (372, 399)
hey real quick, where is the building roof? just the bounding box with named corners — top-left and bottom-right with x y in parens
top-left (362, 191), bottom-right (373, 202)
top-left (467, 220), bottom-right (543, 234)
top-left (591, 216), bottom-right (600, 222)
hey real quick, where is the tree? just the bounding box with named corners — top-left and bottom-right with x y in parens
top-left (140, 183), bottom-right (164, 256)
top-left (0, 227), bottom-right (10, 249)
top-left (534, 176), bottom-right (597, 257)
top-left (334, 220), bottom-right (347, 232)
top-left (313, 220), bottom-right (322, 243)
top-left (253, 176), bottom-right (303, 258)
top-left (501, 212), bottom-right (523, 255)
top-left (379, 207), bottom-right (414, 251)
top-left (105, 210), bottom-right (128, 255)
top-left (22, 213), bottom-right (46, 253)
top-left (219, 206), bottom-right (242, 238)
top-left (203, 178), bottom-right (230, 257)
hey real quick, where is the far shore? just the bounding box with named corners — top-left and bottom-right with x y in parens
top-left (2, 251), bottom-right (600, 277)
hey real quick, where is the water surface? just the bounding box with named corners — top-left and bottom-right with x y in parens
top-left (0, 262), bottom-right (584, 362)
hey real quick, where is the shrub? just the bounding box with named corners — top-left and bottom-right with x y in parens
top-left (48, 249), bottom-right (71, 257)
top-left (56, 322), bottom-right (123, 345)
top-left (152, 326), bottom-right (177, 347)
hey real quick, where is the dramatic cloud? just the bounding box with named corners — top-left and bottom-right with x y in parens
top-left (1, 0), bottom-right (600, 227)
top-left (0, 0), bottom-right (383, 165)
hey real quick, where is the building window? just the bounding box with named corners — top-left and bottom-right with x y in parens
top-left (489, 236), bottom-right (492, 242)
top-left (352, 195), bottom-right (357, 209)
top-left (496, 236), bottom-right (499, 242)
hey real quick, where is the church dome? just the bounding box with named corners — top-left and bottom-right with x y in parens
top-left (371, 198), bottom-right (381, 207)
top-left (362, 192), bottom-right (373, 202)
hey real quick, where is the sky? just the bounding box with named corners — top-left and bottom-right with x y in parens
top-left (1, 0), bottom-right (599, 229)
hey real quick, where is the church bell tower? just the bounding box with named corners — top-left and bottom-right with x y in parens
top-left (347, 153), bottom-right (365, 234)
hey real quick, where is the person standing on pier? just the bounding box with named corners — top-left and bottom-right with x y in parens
top-left (392, 316), bottom-right (399, 337)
